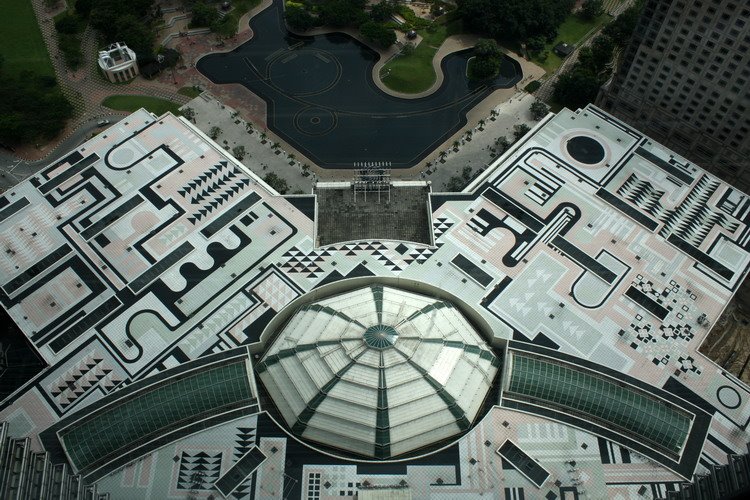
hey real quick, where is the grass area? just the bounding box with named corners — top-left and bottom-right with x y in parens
top-left (215, 0), bottom-right (262, 36)
top-left (0, 0), bottom-right (55, 78)
top-left (381, 14), bottom-right (463, 94)
top-left (178, 86), bottom-right (203, 98)
top-left (531, 12), bottom-right (611, 73)
top-left (102, 95), bottom-right (182, 116)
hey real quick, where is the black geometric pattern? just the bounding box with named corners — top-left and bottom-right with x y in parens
top-left (230, 427), bottom-right (256, 499)
top-left (676, 355), bottom-right (701, 375)
top-left (433, 217), bottom-right (454, 240)
top-left (176, 451), bottom-right (222, 490)
top-left (658, 175), bottom-right (739, 246)
top-left (617, 172), bottom-right (666, 218)
top-left (179, 161), bottom-right (252, 224)
top-left (48, 354), bottom-right (121, 410)
top-left (403, 243), bottom-right (442, 265)
top-left (281, 246), bottom-right (333, 278)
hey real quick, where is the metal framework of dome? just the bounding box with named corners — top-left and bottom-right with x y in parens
top-left (256, 285), bottom-right (500, 459)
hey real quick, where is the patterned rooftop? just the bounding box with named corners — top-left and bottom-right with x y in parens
top-left (1, 105), bottom-right (750, 498)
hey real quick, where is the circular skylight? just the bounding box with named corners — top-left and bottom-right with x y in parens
top-left (256, 285), bottom-right (500, 459)
top-left (363, 324), bottom-right (398, 349)
top-left (566, 135), bottom-right (606, 164)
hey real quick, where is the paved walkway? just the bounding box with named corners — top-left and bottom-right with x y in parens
top-left (17, 0), bottom-right (192, 161)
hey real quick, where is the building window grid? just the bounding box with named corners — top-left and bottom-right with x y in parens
top-left (508, 355), bottom-right (690, 453)
top-left (62, 361), bottom-right (252, 469)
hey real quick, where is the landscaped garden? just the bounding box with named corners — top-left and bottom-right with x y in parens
top-left (0, 0), bottom-right (74, 145)
top-left (381, 13), bottom-right (463, 94)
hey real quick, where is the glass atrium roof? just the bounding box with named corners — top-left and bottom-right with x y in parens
top-left (257, 285), bottom-right (500, 459)
top-left (505, 353), bottom-right (692, 455)
top-left (59, 358), bottom-right (253, 474)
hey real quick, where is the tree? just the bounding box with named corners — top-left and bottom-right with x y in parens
top-left (445, 166), bottom-right (474, 191)
top-left (76, 0), bottom-right (94, 17)
top-left (320, 0), bottom-right (368, 28)
top-left (209, 126), bottom-right (222, 139)
top-left (580, 0), bottom-right (604, 20)
top-left (553, 68), bottom-right (601, 109)
top-left (181, 107), bottom-right (196, 121)
top-left (55, 15), bottom-right (83, 35)
top-left (578, 34), bottom-right (615, 74)
top-left (495, 136), bottom-right (510, 153)
top-left (370, 1), bottom-right (397, 21)
top-left (232, 145), bottom-right (246, 160)
top-left (359, 21), bottom-right (396, 49)
top-left (530, 100), bottom-right (548, 120)
top-left (475, 38), bottom-right (502, 58)
top-left (113, 14), bottom-right (156, 59)
top-left (263, 172), bottom-right (289, 194)
top-left (468, 56), bottom-right (500, 80)
top-left (525, 36), bottom-right (545, 54)
top-left (286, 4), bottom-right (317, 31)
top-left (513, 123), bottom-right (531, 141)
top-left (0, 70), bottom-right (73, 145)
top-left (190, 2), bottom-right (220, 28)
top-left (602, 4), bottom-right (641, 47)
top-left (458, 0), bottom-right (575, 41)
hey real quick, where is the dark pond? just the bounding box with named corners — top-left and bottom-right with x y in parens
top-left (197, 1), bottom-right (522, 168)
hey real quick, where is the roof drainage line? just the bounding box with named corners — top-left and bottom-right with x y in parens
top-left (255, 340), bottom-right (341, 372)
top-left (372, 284), bottom-right (384, 325)
top-left (415, 338), bottom-right (500, 367)
top-left (375, 351), bottom-right (391, 459)
top-left (291, 350), bottom-right (366, 436)
top-left (303, 303), bottom-right (367, 329)
top-left (393, 347), bottom-right (471, 431)
top-left (400, 300), bottom-right (450, 325)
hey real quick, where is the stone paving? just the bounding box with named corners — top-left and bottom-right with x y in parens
top-left (425, 93), bottom-right (543, 191)
top-left (184, 94), bottom-right (314, 194)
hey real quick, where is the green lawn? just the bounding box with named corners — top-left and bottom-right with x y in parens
top-left (178, 86), bottom-right (203, 98)
top-left (102, 95), bottom-right (182, 116)
top-left (532, 13), bottom-right (611, 73)
top-left (381, 15), bottom-right (463, 94)
top-left (0, 0), bottom-right (55, 78)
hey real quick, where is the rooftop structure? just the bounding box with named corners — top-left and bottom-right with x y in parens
top-left (315, 182), bottom-right (432, 246)
top-left (1, 105), bottom-right (750, 498)
top-left (257, 285), bottom-right (499, 459)
top-left (97, 42), bottom-right (138, 83)
top-left (598, 0), bottom-right (750, 191)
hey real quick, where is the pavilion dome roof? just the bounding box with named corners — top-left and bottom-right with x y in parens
top-left (257, 284), bottom-right (500, 459)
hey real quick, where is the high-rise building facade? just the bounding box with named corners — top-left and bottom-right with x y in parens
top-left (598, 0), bottom-right (750, 190)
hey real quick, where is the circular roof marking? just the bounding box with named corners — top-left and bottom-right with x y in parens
top-left (566, 136), bottom-right (606, 164)
top-left (363, 324), bottom-right (398, 349)
top-left (717, 385), bottom-right (741, 409)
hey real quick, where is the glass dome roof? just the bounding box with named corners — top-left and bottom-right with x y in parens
top-left (256, 284), bottom-right (500, 459)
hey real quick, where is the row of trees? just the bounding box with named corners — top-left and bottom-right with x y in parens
top-left (553, 4), bottom-right (641, 109)
top-left (0, 58), bottom-right (73, 145)
top-left (457, 0), bottom-right (576, 45)
top-left (285, 0), bottom-right (397, 49)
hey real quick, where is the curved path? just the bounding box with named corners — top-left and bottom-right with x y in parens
top-left (197, 0), bottom-right (524, 169)
top-left (1, 0), bottom-right (191, 173)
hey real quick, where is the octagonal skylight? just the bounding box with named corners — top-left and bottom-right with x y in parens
top-left (256, 284), bottom-right (500, 459)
